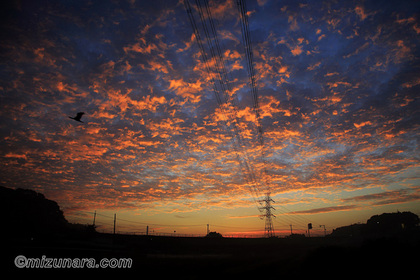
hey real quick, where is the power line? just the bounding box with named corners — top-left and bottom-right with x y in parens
top-left (95, 213), bottom-right (114, 219)
top-left (184, 0), bottom-right (265, 207)
top-left (72, 210), bottom-right (273, 235)
top-left (73, 210), bottom-right (207, 228)
top-left (236, 0), bottom-right (275, 237)
top-left (237, 0), bottom-right (271, 188)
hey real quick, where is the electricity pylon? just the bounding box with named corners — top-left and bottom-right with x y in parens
top-left (259, 192), bottom-right (275, 237)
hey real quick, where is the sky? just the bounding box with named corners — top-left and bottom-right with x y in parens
top-left (1, 0), bottom-right (419, 236)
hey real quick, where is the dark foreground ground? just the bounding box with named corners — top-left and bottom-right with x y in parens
top-left (3, 231), bottom-right (420, 278)
top-left (2, 187), bottom-right (418, 277)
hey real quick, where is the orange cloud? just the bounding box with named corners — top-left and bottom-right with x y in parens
top-left (123, 38), bottom-right (158, 54)
top-left (353, 121), bottom-right (372, 129)
top-left (4, 152), bottom-right (28, 160)
top-left (290, 45), bottom-right (303, 56)
top-left (288, 15), bottom-right (299, 31)
top-left (402, 78), bottom-right (420, 88)
top-left (167, 78), bottom-right (202, 103)
top-left (354, 6), bottom-right (367, 21)
top-left (307, 61), bottom-right (321, 71)
top-left (288, 205), bottom-right (358, 214)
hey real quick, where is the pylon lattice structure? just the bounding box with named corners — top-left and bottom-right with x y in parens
top-left (259, 192), bottom-right (275, 237)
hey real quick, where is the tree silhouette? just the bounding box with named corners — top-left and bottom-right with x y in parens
top-left (1, 186), bottom-right (68, 237)
top-left (205, 231), bottom-right (223, 238)
top-left (364, 211), bottom-right (420, 237)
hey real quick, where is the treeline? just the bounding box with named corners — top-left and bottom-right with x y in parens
top-left (330, 211), bottom-right (420, 238)
top-left (1, 186), bottom-right (94, 238)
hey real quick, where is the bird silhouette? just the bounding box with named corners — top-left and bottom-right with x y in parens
top-left (69, 112), bottom-right (84, 123)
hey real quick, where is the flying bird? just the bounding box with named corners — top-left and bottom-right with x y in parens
top-left (69, 112), bottom-right (85, 123)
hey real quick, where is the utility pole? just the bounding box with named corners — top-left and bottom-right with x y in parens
top-left (146, 225), bottom-right (149, 236)
top-left (93, 210), bottom-right (96, 227)
top-left (320, 225), bottom-right (326, 237)
top-left (113, 213), bottom-right (116, 235)
top-left (307, 223), bottom-right (312, 237)
top-left (207, 224), bottom-right (209, 235)
top-left (259, 192), bottom-right (275, 238)
top-left (290, 224), bottom-right (293, 235)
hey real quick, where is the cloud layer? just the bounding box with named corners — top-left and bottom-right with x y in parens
top-left (0, 0), bottom-right (419, 225)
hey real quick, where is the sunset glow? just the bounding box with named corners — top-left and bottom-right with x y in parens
top-left (1, 0), bottom-right (419, 236)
